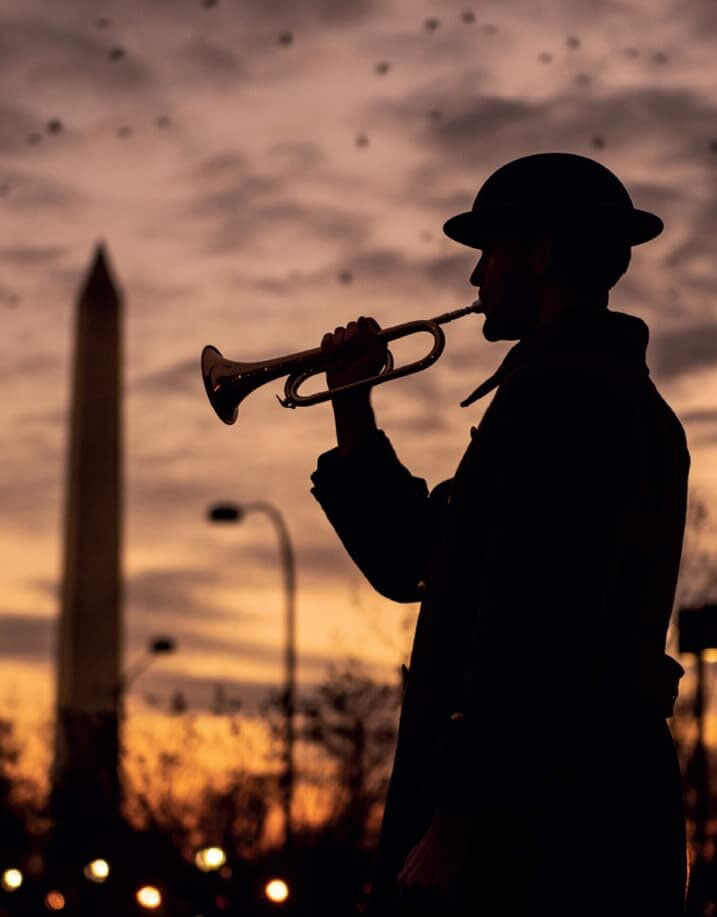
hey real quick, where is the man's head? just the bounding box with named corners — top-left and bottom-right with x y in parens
top-left (443, 153), bottom-right (662, 341)
top-left (470, 218), bottom-right (632, 341)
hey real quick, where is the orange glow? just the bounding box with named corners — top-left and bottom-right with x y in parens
top-left (44, 890), bottom-right (65, 910)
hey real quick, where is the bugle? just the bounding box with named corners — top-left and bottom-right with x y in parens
top-left (201, 298), bottom-right (484, 425)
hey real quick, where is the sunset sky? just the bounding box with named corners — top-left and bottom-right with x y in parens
top-left (1, 0), bottom-right (716, 756)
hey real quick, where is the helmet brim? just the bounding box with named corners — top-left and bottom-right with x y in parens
top-left (442, 204), bottom-right (664, 249)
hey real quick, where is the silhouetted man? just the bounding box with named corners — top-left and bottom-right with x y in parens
top-left (310, 153), bottom-right (690, 916)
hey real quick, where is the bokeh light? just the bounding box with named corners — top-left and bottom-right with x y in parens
top-left (1, 869), bottom-right (23, 891)
top-left (195, 846), bottom-right (227, 871)
top-left (136, 885), bottom-right (162, 909)
top-left (83, 859), bottom-right (110, 882)
top-left (265, 878), bottom-right (289, 903)
top-left (44, 890), bottom-right (66, 910)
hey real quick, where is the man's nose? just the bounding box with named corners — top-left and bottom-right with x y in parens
top-left (470, 261), bottom-right (482, 287)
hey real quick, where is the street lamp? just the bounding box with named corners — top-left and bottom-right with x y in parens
top-left (207, 501), bottom-right (296, 849)
top-left (118, 636), bottom-right (176, 697)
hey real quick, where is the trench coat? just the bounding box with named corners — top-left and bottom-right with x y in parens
top-left (310, 304), bottom-right (690, 916)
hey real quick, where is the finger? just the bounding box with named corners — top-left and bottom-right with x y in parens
top-left (359, 316), bottom-right (381, 332)
top-left (321, 332), bottom-right (334, 353)
top-left (344, 320), bottom-right (358, 342)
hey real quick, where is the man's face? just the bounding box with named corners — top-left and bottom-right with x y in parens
top-left (470, 232), bottom-right (546, 341)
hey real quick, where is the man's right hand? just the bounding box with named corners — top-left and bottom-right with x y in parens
top-left (321, 316), bottom-right (388, 395)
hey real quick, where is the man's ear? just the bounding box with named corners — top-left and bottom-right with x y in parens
top-left (529, 233), bottom-right (555, 277)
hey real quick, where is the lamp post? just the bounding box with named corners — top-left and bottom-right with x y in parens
top-left (679, 603), bottom-right (717, 915)
top-left (207, 501), bottom-right (296, 849)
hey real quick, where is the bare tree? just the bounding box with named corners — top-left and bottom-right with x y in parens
top-left (263, 657), bottom-right (401, 847)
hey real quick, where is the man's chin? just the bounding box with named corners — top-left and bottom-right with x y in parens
top-left (481, 313), bottom-right (522, 342)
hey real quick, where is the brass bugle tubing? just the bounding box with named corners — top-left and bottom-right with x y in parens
top-left (201, 298), bottom-right (484, 425)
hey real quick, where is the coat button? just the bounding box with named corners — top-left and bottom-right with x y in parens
top-left (449, 711), bottom-right (464, 721)
top-left (417, 579), bottom-right (427, 593)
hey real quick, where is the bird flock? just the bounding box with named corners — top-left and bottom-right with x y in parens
top-left (1, 5), bottom-right (713, 301)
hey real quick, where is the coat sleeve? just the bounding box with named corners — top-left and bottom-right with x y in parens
top-left (434, 370), bottom-right (641, 812)
top-left (310, 428), bottom-right (448, 603)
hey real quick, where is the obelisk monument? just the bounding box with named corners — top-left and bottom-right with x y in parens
top-left (51, 242), bottom-right (124, 851)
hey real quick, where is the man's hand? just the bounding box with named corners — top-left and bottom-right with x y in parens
top-left (320, 316), bottom-right (385, 453)
top-left (320, 315), bottom-right (387, 392)
top-left (397, 810), bottom-right (470, 899)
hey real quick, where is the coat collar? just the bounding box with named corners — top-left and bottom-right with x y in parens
top-left (460, 305), bottom-right (650, 407)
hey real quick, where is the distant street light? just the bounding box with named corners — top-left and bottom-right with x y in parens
top-left (1, 869), bottom-right (22, 892)
top-left (195, 846), bottom-right (226, 872)
top-left (265, 878), bottom-right (290, 903)
top-left (118, 636), bottom-right (176, 696)
top-left (136, 885), bottom-right (162, 909)
top-left (83, 858), bottom-right (110, 883)
top-left (207, 501), bottom-right (296, 849)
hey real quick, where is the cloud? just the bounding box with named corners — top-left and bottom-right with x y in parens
top-left (126, 566), bottom-right (238, 623)
top-left (0, 16), bottom-right (151, 94)
top-left (375, 86), bottom-right (717, 214)
top-left (184, 194), bottom-right (371, 257)
top-left (175, 36), bottom-right (243, 79)
top-left (650, 322), bottom-right (717, 380)
top-left (131, 357), bottom-right (198, 398)
top-left (0, 104), bottom-right (43, 155)
top-left (228, 0), bottom-right (376, 25)
top-left (178, 144), bottom-right (371, 256)
top-left (682, 407), bottom-right (717, 447)
top-left (0, 245), bottom-right (69, 266)
top-left (0, 614), bottom-right (53, 661)
top-left (0, 169), bottom-right (85, 211)
top-left (682, 408), bottom-right (717, 425)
